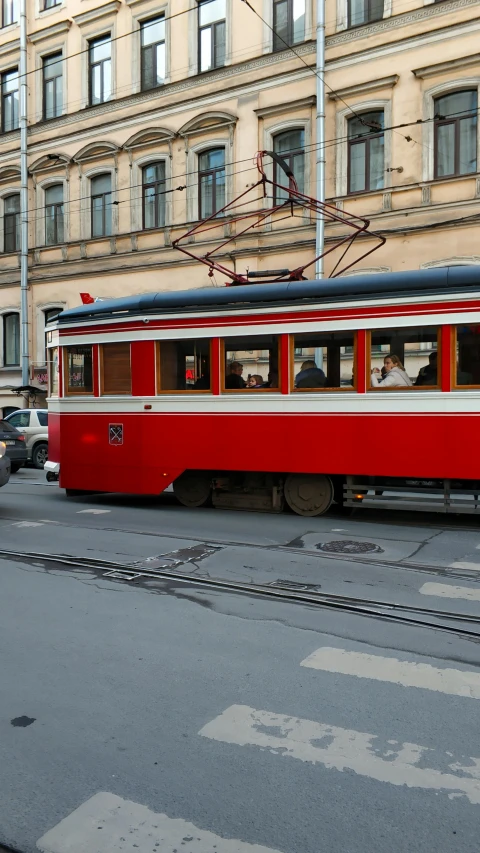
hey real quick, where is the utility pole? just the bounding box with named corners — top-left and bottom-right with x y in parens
top-left (315, 0), bottom-right (325, 280)
top-left (19, 0), bottom-right (29, 386)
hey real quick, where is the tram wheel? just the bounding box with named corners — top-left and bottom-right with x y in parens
top-left (173, 471), bottom-right (212, 508)
top-left (284, 473), bottom-right (334, 517)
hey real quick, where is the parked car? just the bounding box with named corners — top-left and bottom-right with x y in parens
top-left (4, 408), bottom-right (48, 469)
top-left (0, 420), bottom-right (28, 473)
top-left (0, 441), bottom-right (11, 486)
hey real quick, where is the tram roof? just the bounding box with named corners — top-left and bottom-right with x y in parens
top-left (56, 266), bottom-right (480, 324)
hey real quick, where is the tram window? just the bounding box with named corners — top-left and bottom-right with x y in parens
top-left (455, 326), bottom-right (480, 387)
top-left (65, 345), bottom-right (93, 394)
top-left (101, 342), bottom-right (132, 395)
top-left (292, 331), bottom-right (355, 390)
top-left (369, 327), bottom-right (439, 389)
top-left (222, 335), bottom-right (280, 390)
top-left (157, 339), bottom-right (211, 391)
top-left (48, 346), bottom-right (59, 396)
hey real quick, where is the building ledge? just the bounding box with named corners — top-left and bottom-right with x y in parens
top-left (73, 1), bottom-right (121, 28)
top-left (29, 20), bottom-right (71, 44)
top-left (413, 53), bottom-right (480, 79)
top-left (328, 75), bottom-right (398, 101)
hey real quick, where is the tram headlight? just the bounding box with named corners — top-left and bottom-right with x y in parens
top-left (0, 441), bottom-right (5, 458)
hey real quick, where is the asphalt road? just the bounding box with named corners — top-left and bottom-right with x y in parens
top-left (1, 469), bottom-right (480, 853)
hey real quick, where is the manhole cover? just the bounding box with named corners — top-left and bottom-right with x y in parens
top-left (317, 540), bottom-right (384, 554)
top-left (269, 580), bottom-right (322, 591)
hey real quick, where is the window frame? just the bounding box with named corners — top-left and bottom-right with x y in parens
top-left (44, 183), bottom-right (64, 245)
top-left (3, 311), bottom-right (20, 367)
top-left (198, 146), bottom-right (226, 219)
top-left (43, 0), bottom-right (61, 9)
top-left (4, 192), bottom-right (20, 253)
top-left (347, 112), bottom-right (385, 195)
top-left (198, 0), bottom-right (226, 73)
top-left (142, 162), bottom-right (166, 230)
top-left (90, 172), bottom-right (112, 238)
top-left (366, 328), bottom-right (441, 391)
top-left (290, 331), bottom-right (357, 392)
top-left (272, 0), bottom-right (306, 51)
top-left (1, 67), bottom-right (19, 133)
top-left (451, 325), bottom-right (480, 390)
top-left (272, 128), bottom-right (306, 203)
top-left (100, 342), bottom-right (132, 396)
top-left (48, 345), bottom-right (59, 397)
top-left (2, 0), bottom-right (19, 27)
top-left (42, 52), bottom-right (63, 121)
top-left (64, 345), bottom-right (94, 396)
top-left (140, 15), bottom-right (166, 91)
top-left (220, 336), bottom-right (281, 393)
top-left (156, 339), bottom-right (213, 395)
top-left (88, 34), bottom-right (112, 106)
top-left (347, 0), bottom-right (384, 28)
top-left (433, 90), bottom-right (477, 180)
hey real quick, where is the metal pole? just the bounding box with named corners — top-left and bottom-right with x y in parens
top-left (315, 0), bottom-right (325, 280)
top-left (20, 0), bottom-right (29, 386)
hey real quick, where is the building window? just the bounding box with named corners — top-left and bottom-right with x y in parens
top-left (101, 343), bottom-right (132, 395)
top-left (1, 69), bottom-right (19, 132)
top-left (272, 0), bottom-right (305, 51)
top-left (43, 53), bottom-right (63, 120)
top-left (198, 148), bottom-right (225, 219)
top-left (198, 0), bottom-right (226, 73)
top-left (434, 90), bottom-right (477, 179)
top-left (45, 184), bottom-right (64, 245)
top-left (4, 193), bottom-right (20, 252)
top-left (273, 128), bottom-right (305, 202)
top-left (91, 173), bottom-right (112, 237)
top-left (3, 0), bottom-right (19, 26)
top-left (347, 111), bottom-right (384, 194)
top-left (141, 16), bottom-right (165, 90)
top-left (347, 0), bottom-right (383, 28)
top-left (157, 339), bottom-right (211, 392)
top-left (43, 0), bottom-right (61, 8)
top-left (89, 35), bottom-right (112, 106)
top-left (142, 163), bottom-right (166, 229)
top-left (65, 345), bottom-right (93, 394)
top-left (293, 331), bottom-right (355, 390)
top-left (3, 313), bottom-right (20, 366)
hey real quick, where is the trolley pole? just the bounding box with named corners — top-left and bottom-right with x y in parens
top-left (19, 0), bottom-right (29, 387)
top-left (315, 0), bottom-right (325, 280)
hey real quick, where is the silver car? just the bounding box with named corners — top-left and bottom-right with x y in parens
top-left (4, 408), bottom-right (49, 469)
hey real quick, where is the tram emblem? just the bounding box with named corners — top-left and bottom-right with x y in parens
top-left (109, 424), bottom-right (124, 445)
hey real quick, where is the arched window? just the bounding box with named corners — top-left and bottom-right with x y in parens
top-left (45, 184), bottom-right (64, 245)
top-left (142, 163), bottom-right (166, 229)
top-left (3, 312), bottom-right (19, 366)
top-left (4, 192), bottom-right (20, 252)
top-left (91, 173), bottom-right (112, 237)
top-left (434, 90), bottom-right (477, 178)
top-left (273, 128), bottom-right (305, 203)
top-left (198, 148), bottom-right (225, 218)
top-left (347, 111), bottom-right (384, 194)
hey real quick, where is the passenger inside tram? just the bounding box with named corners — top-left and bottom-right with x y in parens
top-left (225, 361), bottom-right (247, 389)
top-left (295, 360), bottom-right (327, 388)
top-left (246, 375), bottom-right (264, 388)
top-left (371, 355), bottom-right (413, 387)
top-left (414, 351), bottom-right (437, 386)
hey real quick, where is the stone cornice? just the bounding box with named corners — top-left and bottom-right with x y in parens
top-left (326, 0), bottom-right (479, 47)
top-left (28, 41), bottom-right (315, 138)
top-left (328, 75), bottom-right (398, 101)
top-left (413, 53), bottom-right (480, 79)
top-left (255, 95), bottom-right (316, 117)
top-left (29, 20), bottom-right (71, 44)
top-left (73, 1), bottom-right (121, 28)
top-left (0, 38), bottom-right (19, 58)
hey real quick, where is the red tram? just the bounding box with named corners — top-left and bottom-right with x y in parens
top-left (45, 266), bottom-right (480, 516)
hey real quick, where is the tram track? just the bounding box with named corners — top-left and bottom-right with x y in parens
top-left (1, 546), bottom-right (480, 642)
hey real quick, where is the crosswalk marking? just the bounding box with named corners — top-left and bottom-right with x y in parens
top-left (420, 582), bottom-right (480, 602)
top-left (13, 521), bottom-right (44, 528)
top-left (299, 647), bottom-right (480, 699)
top-left (37, 792), bottom-right (283, 853)
top-left (199, 704), bottom-right (480, 805)
top-left (76, 509), bottom-right (111, 515)
top-left (449, 561), bottom-right (480, 572)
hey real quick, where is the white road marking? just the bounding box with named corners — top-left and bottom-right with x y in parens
top-left (76, 509), bottom-right (111, 515)
top-left (420, 582), bottom-right (480, 602)
top-left (300, 647), bottom-right (480, 699)
top-left (199, 704), bottom-right (480, 805)
top-left (13, 521), bottom-right (44, 528)
top-left (449, 561), bottom-right (480, 572)
top-left (36, 791), bottom-right (283, 853)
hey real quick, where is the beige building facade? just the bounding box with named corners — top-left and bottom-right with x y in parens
top-left (0, 0), bottom-right (478, 412)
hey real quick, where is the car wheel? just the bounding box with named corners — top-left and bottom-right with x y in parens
top-left (32, 443), bottom-right (48, 469)
top-left (10, 463), bottom-right (22, 473)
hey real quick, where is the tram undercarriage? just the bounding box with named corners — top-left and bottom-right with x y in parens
top-left (172, 471), bottom-right (480, 516)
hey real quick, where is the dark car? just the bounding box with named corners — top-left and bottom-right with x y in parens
top-left (0, 420), bottom-right (28, 473)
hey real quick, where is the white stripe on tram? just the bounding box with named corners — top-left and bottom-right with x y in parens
top-left (420, 582), bottom-right (480, 602)
top-left (37, 792), bottom-right (284, 853)
top-left (299, 647), bottom-right (480, 699)
top-left (199, 704), bottom-right (480, 805)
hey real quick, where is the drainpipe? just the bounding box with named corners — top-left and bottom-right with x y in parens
top-left (315, 0), bottom-right (325, 280)
top-left (20, 0), bottom-right (29, 387)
